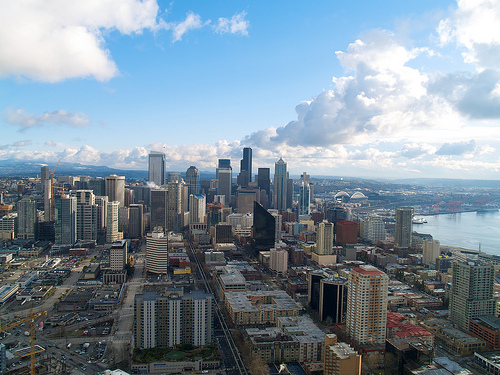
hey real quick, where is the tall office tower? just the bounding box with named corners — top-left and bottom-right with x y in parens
top-left (17, 197), bottom-right (37, 240)
top-left (273, 158), bottom-right (288, 211)
top-left (146, 229), bottom-right (169, 274)
top-left (105, 175), bottom-right (125, 207)
top-left (148, 151), bottom-right (166, 186)
top-left (128, 204), bottom-right (144, 238)
top-left (95, 196), bottom-right (108, 229)
top-left (124, 188), bottom-right (134, 207)
top-left (88, 177), bottom-right (106, 196)
top-left (185, 166), bottom-right (201, 204)
top-left (189, 194), bottom-right (206, 224)
top-left (270, 246), bottom-right (288, 277)
top-left (362, 215), bottom-right (386, 244)
top-left (134, 289), bottom-right (213, 349)
top-left (110, 239), bottom-right (128, 271)
top-left (236, 188), bottom-right (260, 214)
top-left (257, 168), bottom-right (271, 209)
top-left (119, 206), bottom-right (129, 235)
top-left (299, 172), bottom-right (311, 215)
top-left (216, 159), bottom-right (232, 206)
top-left (41, 166), bottom-right (49, 183)
top-left (167, 180), bottom-right (185, 232)
top-left (253, 201), bottom-right (276, 252)
top-left (286, 177), bottom-right (293, 210)
top-left (308, 270), bottom-right (347, 323)
top-left (131, 185), bottom-right (151, 207)
top-left (324, 334), bottom-right (361, 375)
top-left (72, 190), bottom-right (98, 242)
top-left (346, 265), bottom-right (388, 346)
top-left (54, 195), bottom-right (77, 245)
top-left (316, 221), bottom-right (334, 255)
top-left (167, 172), bottom-right (182, 183)
top-left (106, 201), bottom-right (121, 243)
top-left (43, 178), bottom-right (52, 221)
top-left (269, 209), bottom-right (282, 243)
top-left (150, 188), bottom-right (168, 232)
top-left (450, 260), bottom-right (496, 332)
top-left (237, 147), bottom-right (252, 187)
top-left (395, 206), bottom-right (413, 248)
top-left (422, 239), bottom-right (440, 266)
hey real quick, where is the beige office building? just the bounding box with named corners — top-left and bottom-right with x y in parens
top-left (145, 229), bottom-right (169, 274)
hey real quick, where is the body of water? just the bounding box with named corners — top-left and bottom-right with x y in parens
top-left (414, 211), bottom-right (500, 256)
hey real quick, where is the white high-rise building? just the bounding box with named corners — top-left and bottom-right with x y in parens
top-left (72, 190), bottom-right (98, 242)
top-left (422, 239), bottom-right (440, 266)
top-left (363, 215), bottom-right (386, 244)
top-left (146, 229), bottom-right (169, 274)
top-left (270, 246), bottom-right (288, 277)
top-left (148, 151), bottom-right (166, 186)
top-left (346, 265), bottom-right (388, 346)
top-left (316, 221), bottom-right (334, 255)
top-left (189, 194), bottom-right (206, 224)
top-left (54, 196), bottom-right (77, 245)
top-left (106, 201), bottom-right (122, 243)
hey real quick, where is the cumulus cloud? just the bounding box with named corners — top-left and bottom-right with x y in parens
top-left (400, 143), bottom-right (437, 158)
top-left (435, 140), bottom-right (476, 155)
top-left (215, 11), bottom-right (249, 36)
top-left (0, 0), bottom-right (164, 82)
top-left (0, 2), bottom-right (250, 81)
top-left (6, 109), bottom-right (91, 129)
top-left (247, 31), bottom-right (454, 149)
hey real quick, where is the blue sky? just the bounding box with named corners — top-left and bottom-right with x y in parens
top-left (1, 0), bottom-right (500, 179)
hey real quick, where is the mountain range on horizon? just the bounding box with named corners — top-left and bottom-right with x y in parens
top-left (1, 159), bottom-right (499, 189)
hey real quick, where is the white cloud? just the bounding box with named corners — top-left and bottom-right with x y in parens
top-left (438, 0), bottom-right (500, 70)
top-left (0, 0), bottom-right (163, 82)
top-left (435, 140), bottom-right (476, 155)
top-left (6, 109), bottom-right (91, 129)
top-left (169, 12), bottom-right (208, 42)
top-left (215, 11), bottom-right (249, 36)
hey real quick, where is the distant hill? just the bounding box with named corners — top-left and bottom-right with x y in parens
top-left (391, 178), bottom-right (500, 188)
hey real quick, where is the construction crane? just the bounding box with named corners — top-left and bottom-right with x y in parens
top-left (0, 309), bottom-right (47, 375)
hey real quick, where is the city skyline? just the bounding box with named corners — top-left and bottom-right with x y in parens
top-left (2, 0), bottom-right (500, 180)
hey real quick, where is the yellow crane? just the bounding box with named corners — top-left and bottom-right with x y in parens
top-left (0, 309), bottom-right (47, 374)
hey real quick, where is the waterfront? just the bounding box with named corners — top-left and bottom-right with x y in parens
top-left (416, 211), bottom-right (500, 256)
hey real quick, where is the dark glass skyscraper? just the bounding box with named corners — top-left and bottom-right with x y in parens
top-left (148, 151), bottom-right (166, 186)
top-left (252, 201), bottom-right (275, 252)
top-left (257, 168), bottom-right (270, 209)
top-left (237, 147), bottom-right (252, 187)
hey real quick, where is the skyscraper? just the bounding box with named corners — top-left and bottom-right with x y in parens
top-left (54, 195), bottom-right (77, 245)
top-left (299, 172), bottom-right (311, 215)
top-left (450, 260), bottom-right (496, 331)
top-left (253, 201), bottom-right (275, 252)
top-left (316, 221), bottom-right (334, 255)
top-left (185, 166), bottom-right (200, 197)
top-left (189, 194), bottom-right (206, 224)
top-left (362, 215), bottom-right (386, 244)
top-left (346, 265), bottom-right (388, 346)
top-left (150, 188), bottom-right (168, 232)
top-left (167, 180), bottom-right (185, 232)
top-left (257, 167), bottom-right (271, 209)
top-left (106, 201), bottom-right (121, 243)
top-left (422, 239), bottom-right (440, 266)
top-left (237, 147), bottom-right (252, 187)
top-left (105, 175), bottom-right (125, 207)
top-left (128, 204), bottom-right (144, 238)
top-left (110, 240), bottom-right (128, 271)
top-left (17, 197), bottom-right (37, 240)
top-left (395, 206), bottom-right (413, 248)
top-left (146, 229), bottom-right (169, 274)
top-left (216, 159), bottom-right (232, 206)
top-left (134, 289), bottom-right (213, 349)
top-left (167, 171), bottom-right (182, 183)
top-left (273, 158), bottom-right (288, 211)
top-left (148, 151), bottom-right (166, 186)
top-left (88, 177), bottom-right (106, 196)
